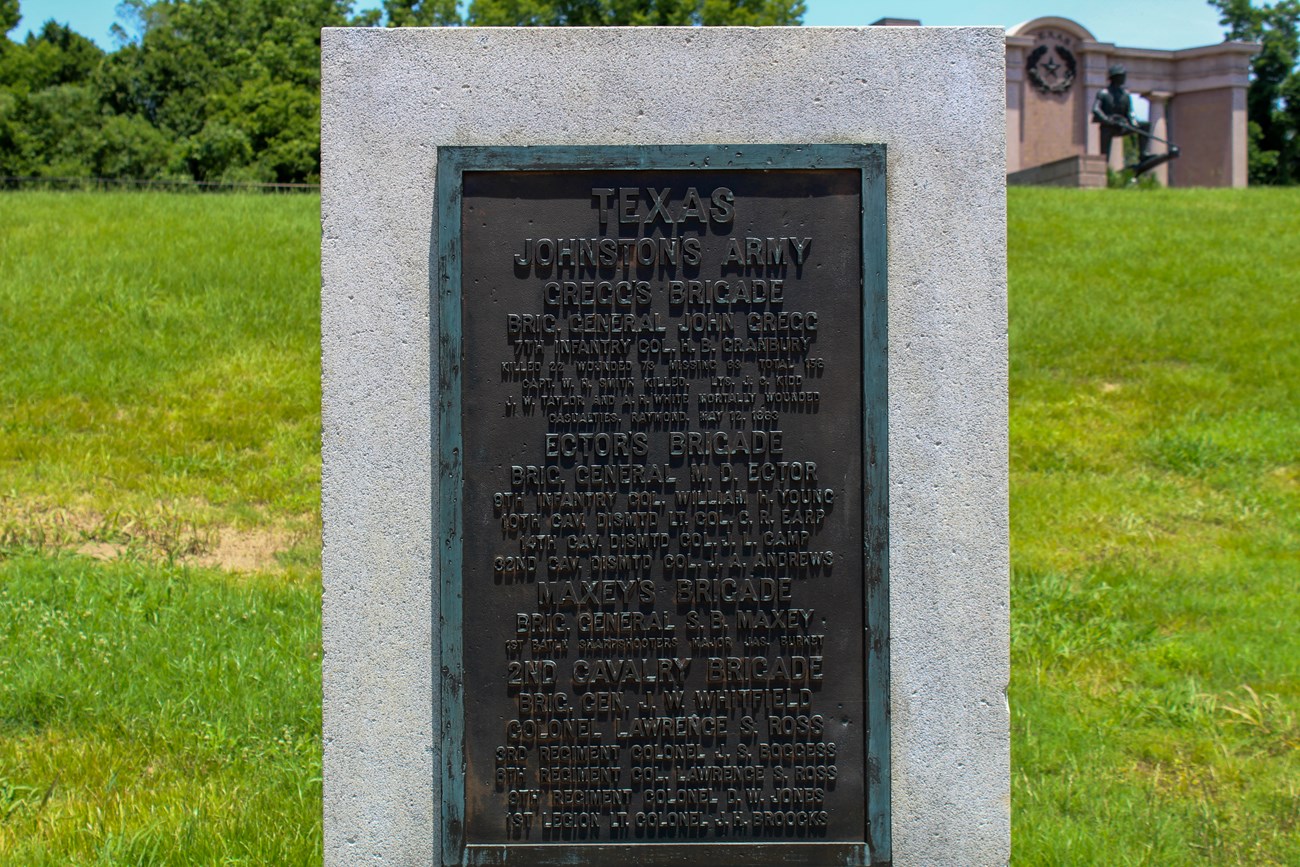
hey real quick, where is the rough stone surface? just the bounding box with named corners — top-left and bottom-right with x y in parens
top-left (321, 26), bottom-right (1009, 866)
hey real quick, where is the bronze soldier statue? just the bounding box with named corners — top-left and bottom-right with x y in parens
top-left (1092, 64), bottom-right (1150, 162)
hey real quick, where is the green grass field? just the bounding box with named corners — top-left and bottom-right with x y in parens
top-left (1009, 188), bottom-right (1300, 864)
top-left (0, 194), bottom-right (322, 864)
top-left (1, 189), bottom-right (1298, 863)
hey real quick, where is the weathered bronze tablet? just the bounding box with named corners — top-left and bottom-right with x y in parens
top-left (437, 145), bottom-right (888, 866)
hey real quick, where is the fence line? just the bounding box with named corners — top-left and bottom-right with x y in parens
top-left (0, 175), bottom-right (320, 193)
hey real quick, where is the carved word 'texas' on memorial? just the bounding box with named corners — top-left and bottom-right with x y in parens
top-left (440, 146), bottom-right (887, 865)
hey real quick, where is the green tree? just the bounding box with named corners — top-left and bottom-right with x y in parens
top-left (0, 17), bottom-right (106, 177)
top-left (467, 0), bottom-right (802, 26)
top-left (0, 21), bottom-right (103, 91)
top-left (1211, 0), bottom-right (1300, 184)
top-left (98, 0), bottom-right (352, 181)
top-left (91, 112), bottom-right (172, 177)
top-left (0, 0), bottom-right (19, 38)
top-left (16, 83), bottom-right (101, 175)
top-left (382, 0), bottom-right (461, 26)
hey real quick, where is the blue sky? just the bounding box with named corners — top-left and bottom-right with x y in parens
top-left (16, 0), bottom-right (1228, 51)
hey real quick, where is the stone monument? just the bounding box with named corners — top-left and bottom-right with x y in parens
top-left (322, 26), bottom-right (1009, 866)
top-left (1002, 15), bottom-right (1256, 187)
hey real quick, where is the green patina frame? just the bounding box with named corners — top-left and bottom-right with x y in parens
top-left (436, 144), bottom-right (890, 866)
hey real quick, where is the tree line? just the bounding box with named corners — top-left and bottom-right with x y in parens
top-left (0, 0), bottom-right (1296, 185)
top-left (0, 0), bottom-right (803, 184)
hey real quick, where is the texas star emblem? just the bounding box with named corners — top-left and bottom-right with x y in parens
top-left (1027, 44), bottom-right (1077, 94)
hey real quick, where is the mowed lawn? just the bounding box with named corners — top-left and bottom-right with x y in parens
top-left (0, 189), bottom-right (1296, 864)
top-left (0, 193), bottom-right (322, 864)
top-left (1009, 188), bottom-right (1300, 864)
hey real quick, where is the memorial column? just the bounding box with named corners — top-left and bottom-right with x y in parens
top-left (1147, 91), bottom-right (1172, 186)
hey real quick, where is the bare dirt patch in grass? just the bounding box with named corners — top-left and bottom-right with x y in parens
top-left (75, 541), bottom-right (126, 561)
top-left (194, 527), bottom-right (300, 573)
top-left (2, 500), bottom-right (314, 574)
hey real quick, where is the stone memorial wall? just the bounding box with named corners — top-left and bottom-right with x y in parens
top-left (322, 26), bottom-right (1009, 867)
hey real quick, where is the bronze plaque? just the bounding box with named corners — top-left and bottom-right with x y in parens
top-left (439, 146), bottom-right (888, 866)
